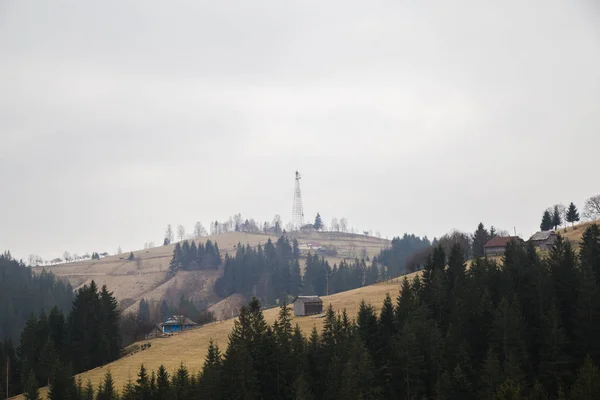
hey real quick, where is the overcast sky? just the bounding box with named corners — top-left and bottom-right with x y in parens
top-left (1, 0), bottom-right (599, 260)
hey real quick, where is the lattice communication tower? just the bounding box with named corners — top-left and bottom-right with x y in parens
top-left (292, 171), bottom-right (304, 230)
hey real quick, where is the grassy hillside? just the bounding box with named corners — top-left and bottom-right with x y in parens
top-left (19, 273), bottom-right (415, 399)
top-left (33, 231), bottom-right (390, 313)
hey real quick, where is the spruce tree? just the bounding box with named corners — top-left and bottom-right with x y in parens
top-left (472, 222), bottom-right (490, 258)
top-left (99, 285), bottom-right (122, 365)
top-left (128, 251), bottom-right (135, 261)
top-left (121, 377), bottom-right (137, 400)
top-left (170, 243), bottom-right (182, 271)
top-left (566, 202), bottom-right (580, 226)
top-left (23, 370), bottom-right (40, 400)
top-left (82, 379), bottom-right (94, 400)
top-left (313, 213), bottom-right (323, 231)
top-left (48, 362), bottom-right (75, 400)
top-left (552, 205), bottom-right (563, 230)
top-left (199, 340), bottom-right (221, 400)
top-left (541, 211), bottom-right (553, 231)
top-left (96, 370), bottom-right (118, 400)
top-left (155, 365), bottom-right (171, 400)
top-left (570, 355), bottom-right (600, 400)
top-left (135, 364), bottom-right (151, 399)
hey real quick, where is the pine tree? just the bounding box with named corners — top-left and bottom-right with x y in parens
top-left (313, 213), bottom-right (323, 231)
top-left (121, 377), bottom-right (137, 400)
top-left (579, 223), bottom-right (600, 285)
top-left (493, 379), bottom-right (522, 400)
top-left (48, 362), bottom-right (75, 400)
top-left (541, 211), bottom-right (553, 231)
top-left (199, 340), bottom-right (221, 400)
top-left (539, 303), bottom-right (571, 393)
top-left (220, 303), bottom-right (260, 399)
top-left (570, 356), bottom-right (600, 400)
top-left (135, 364), bottom-right (151, 399)
top-left (566, 202), bottom-right (580, 226)
top-left (128, 251), bottom-right (135, 261)
top-left (96, 370), bottom-right (118, 400)
top-left (170, 243), bottom-right (182, 271)
top-left (23, 370), bottom-right (40, 400)
top-left (172, 363), bottom-right (190, 399)
top-left (552, 205), bottom-right (563, 230)
top-left (480, 348), bottom-right (503, 399)
top-left (99, 285), bottom-right (122, 365)
top-left (472, 222), bottom-right (490, 258)
top-left (155, 365), bottom-right (171, 400)
top-left (82, 379), bottom-right (94, 400)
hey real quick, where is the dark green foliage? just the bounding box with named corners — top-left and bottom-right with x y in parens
top-left (472, 222), bottom-right (491, 258)
top-left (376, 234), bottom-right (431, 276)
top-left (128, 251), bottom-right (135, 261)
top-left (570, 356), bottom-right (600, 400)
top-left (170, 239), bottom-right (222, 271)
top-left (567, 202), bottom-right (580, 226)
top-left (541, 211), bottom-right (553, 231)
top-left (0, 253), bottom-right (73, 341)
top-left (23, 370), bottom-right (39, 400)
top-left (552, 205), bottom-right (563, 230)
top-left (97, 370), bottom-right (118, 400)
top-left (68, 281), bottom-right (121, 372)
top-left (313, 213), bottom-right (323, 230)
top-left (48, 362), bottom-right (76, 400)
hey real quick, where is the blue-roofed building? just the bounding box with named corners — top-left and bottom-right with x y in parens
top-left (161, 315), bottom-right (197, 334)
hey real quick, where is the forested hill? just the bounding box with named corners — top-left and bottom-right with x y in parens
top-left (37, 223), bottom-right (600, 399)
top-left (0, 252), bottom-right (73, 341)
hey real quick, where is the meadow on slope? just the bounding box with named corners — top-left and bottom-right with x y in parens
top-left (33, 231), bottom-right (391, 314)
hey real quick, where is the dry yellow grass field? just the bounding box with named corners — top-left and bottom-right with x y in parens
top-left (32, 231), bottom-right (391, 314)
top-left (19, 273), bottom-right (414, 399)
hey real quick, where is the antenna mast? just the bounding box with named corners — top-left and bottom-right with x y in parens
top-left (292, 171), bottom-right (304, 230)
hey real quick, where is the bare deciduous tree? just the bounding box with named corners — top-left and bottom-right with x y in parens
top-left (63, 251), bottom-right (72, 263)
top-left (584, 195), bottom-right (600, 220)
top-left (285, 222), bottom-right (294, 232)
top-left (194, 221), bottom-right (207, 238)
top-left (177, 225), bottom-right (186, 241)
top-left (135, 257), bottom-right (143, 270)
top-left (165, 224), bottom-right (174, 244)
top-left (339, 218), bottom-right (348, 233)
top-left (117, 245), bottom-right (122, 254)
top-left (331, 217), bottom-right (339, 232)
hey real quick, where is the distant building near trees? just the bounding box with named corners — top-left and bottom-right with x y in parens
top-left (292, 296), bottom-right (323, 316)
top-left (484, 236), bottom-right (524, 257)
top-left (528, 230), bottom-right (558, 251)
top-left (151, 315), bottom-right (198, 335)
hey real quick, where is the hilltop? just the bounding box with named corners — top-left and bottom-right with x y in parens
top-left (33, 231), bottom-right (391, 314)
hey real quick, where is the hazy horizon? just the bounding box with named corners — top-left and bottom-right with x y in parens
top-left (1, 0), bottom-right (599, 261)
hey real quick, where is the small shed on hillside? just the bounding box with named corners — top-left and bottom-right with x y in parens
top-left (146, 324), bottom-right (163, 339)
top-left (161, 315), bottom-right (198, 333)
top-left (292, 296), bottom-right (323, 316)
top-left (528, 231), bottom-right (557, 251)
top-left (484, 236), bottom-right (524, 256)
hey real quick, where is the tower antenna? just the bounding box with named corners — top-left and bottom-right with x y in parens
top-left (292, 171), bottom-right (304, 230)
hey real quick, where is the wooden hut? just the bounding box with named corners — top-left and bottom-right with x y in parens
top-left (292, 296), bottom-right (323, 316)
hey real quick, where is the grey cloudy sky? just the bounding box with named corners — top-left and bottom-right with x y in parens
top-left (1, 0), bottom-right (599, 260)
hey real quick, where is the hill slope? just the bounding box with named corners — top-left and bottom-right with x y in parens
top-left (33, 231), bottom-right (391, 313)
top-left (26, 273), bottom-right (414, 399)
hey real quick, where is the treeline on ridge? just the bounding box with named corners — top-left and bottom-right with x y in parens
top-left (0, 252), bottom-right (73, 341)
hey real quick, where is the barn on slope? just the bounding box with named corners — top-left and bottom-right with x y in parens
top-left (292, 296), bottom-right (323, 316)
